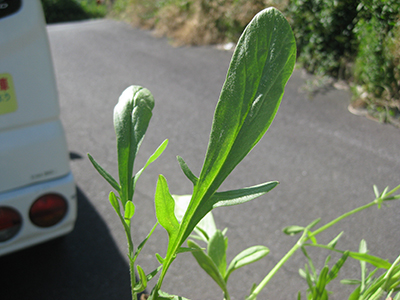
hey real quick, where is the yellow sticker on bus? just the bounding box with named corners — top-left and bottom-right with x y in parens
top-left (0, 73), bottom-right (18, 115)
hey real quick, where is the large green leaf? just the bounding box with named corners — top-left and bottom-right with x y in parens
top-left (181, 6), bottom-right (296, 248)
top-left (154, 7), bottom-right (296, 298)
top-left (114, 85), bottom-right (154, 205)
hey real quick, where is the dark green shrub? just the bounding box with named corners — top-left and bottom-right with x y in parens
top-left (286, 0), bottom-right (359, 78)
top-left (353, 0), bottom-right (400, 108)
top-left (41, 0), bottom-right (107, 23)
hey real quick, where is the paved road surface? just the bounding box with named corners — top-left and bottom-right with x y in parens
top-left (2, 19), bottom-right (400, 300)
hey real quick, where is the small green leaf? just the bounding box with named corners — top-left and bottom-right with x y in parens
top-left (155, 175), bottom-right (180, 241)
top-left (187, 240), bottom-right (228, 293)
top-left (156, 290), bottom-right (191, 300)
top-left (208, 230), bottom-right (227, 278)
top-left (349, 252), bottom-right (392, 269)
top-left (134, 139), bottom-right (169, 189)
top-left (314, 266), bottom-right (329, 298)
top-left (146, 265), bottom-right (163, 282)
top-left (156, 253), bottom-right (164, 264)
top-left (327, 251), bottom-right (349, 283)
top-left (133, 265), bottom-right (147, 293)
top-left (134, 222), bottom-right (158, 261)
top-left (176, 247), bottom-right (202, 254)
top-left (341, 279), bottom-right (361, 285)
top-left (327, 231), bottom-right (343, 248)
top-left (124, 201), bottom-right (135, 225)
top-left (226, 245), bottom-right (269, 281)
top-left (283, 225), bottom-right (304, 236)
top-left (109, 191), bottom-right (121, 213)
top-left (88, 153), bottom-right (120, 192)
top-left (177, 156), bottom-right (198, 185)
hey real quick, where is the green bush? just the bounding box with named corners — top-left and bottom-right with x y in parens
top-left (353, 0), bottom-right (400, 113)
top-left (286, 0), bottom-right (359, 77)
top-left (41, 0), bottom-right (107, 23)
top-left (287, 0), bottom-right (400, 122)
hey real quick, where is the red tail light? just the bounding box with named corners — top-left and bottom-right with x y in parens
top-left (0, 207), bottom-right (22, 242)
top-left (29, 194), bottom-right (68, 227)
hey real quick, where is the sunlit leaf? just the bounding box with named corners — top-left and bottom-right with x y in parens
top-left (114, 85), bottom-right (154, 205)
top-left (226, 245), bottom-right (269, 281)
top-left (88, 153), bottom-right (120, 192)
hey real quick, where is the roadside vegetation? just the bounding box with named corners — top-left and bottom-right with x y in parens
top-left (42, 0), bottom-right (400, 126)
top-left (40, 0), bottom-right (107, 23)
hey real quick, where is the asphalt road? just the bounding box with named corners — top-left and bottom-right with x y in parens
top-left (2, 19), bottom-right (400, 300)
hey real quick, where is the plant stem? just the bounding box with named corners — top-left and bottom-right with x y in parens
top-left (246, 195), bottom-right (390, 300)
top-left (308, 201), bottom-right (376, 238)
top-left (246, 232), bottom-right (306, 300)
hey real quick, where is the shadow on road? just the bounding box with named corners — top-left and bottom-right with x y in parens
top-left (1, 186), bottom-right (136, 300)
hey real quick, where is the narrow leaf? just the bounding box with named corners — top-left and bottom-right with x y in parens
top-left (327, 231), bottom-right (343, 248)
top-left (134, 222), bottom-right (158, 261)
top-left (283, 225), bottom-right (305, 236)
top-left (327, 251), bottom-right (349, 283)
top-left (177, 156), bottom-right (198, 185)
top-left (212, 181), bottom-right (279, 208)
top-left (349, 252), bottom-right (392, 269)
top-left (134, 139), bottom-right (169, 189)
top-left (88, 153), bottom-right (120, 192)
top-left (226, 245), bottom-right (269, 281)
top-left (176, 247), bottom-right (202, 254)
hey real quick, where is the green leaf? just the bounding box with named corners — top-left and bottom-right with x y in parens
top-left (155, 290), bottom-right (191, 300)
top-left (179, 6), bottom-right (296, 247)
top-left (133, 265), bottom-right (147, 293)
top-left (109, 191), bottom-right (121, 214)
top-left (187, 240), bottom-right (228, 294)
top-left (207, 230), bottom-right (227, 278)
top-left (349, 252), bottom-right (392, 269)
top-left (177, 156), bottom-right (198, 185)
top-left (155, 175), bottom-right (180, 245)
top-left (327, 231), bottom-right (343, 248)
top-left (327, 251), bottom-right (349, 283)
top-left (147, 265), bottom-right (163, 282)
top-left (176, 247), bottom-right (202, 254)
top-left (114, 85), bottom-right (154, 205)
top-left (153, 8), bottom-right (296, 296)
top-left (134, 222), bottom-right (158, 261)
top-left (88, 153), bottom-right (120, 192)
top-left (156, 253), bottom-right (164, 264)
top-left (283, 225), bottom-right (305, 236)
top-left (226, 245), bottom-right (269, 281)
top-left (134, 139), bottom-right (169, 189)
top-left (211, 181), bottom-right (279, 208)
top-left (124, 201), bottom-right (135, 225)
top-left (314, 266), bottom-right (329, 299)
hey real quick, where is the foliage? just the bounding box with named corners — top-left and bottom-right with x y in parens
top-left (40, 0), bottom-right (107, 23)
top-left (110, 0), bottom-right (288, 45)
top-left (287, 0), bottom-right (400, 124)
top-left (88, 7), bottom-right (400, 300)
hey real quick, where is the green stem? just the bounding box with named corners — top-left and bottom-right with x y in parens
top-left (309, 201), bottom-right (376, 238)
top-left (246, 197), bottom-right (384, 300)
top-left (246, 231), bottom-right (307, 300)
